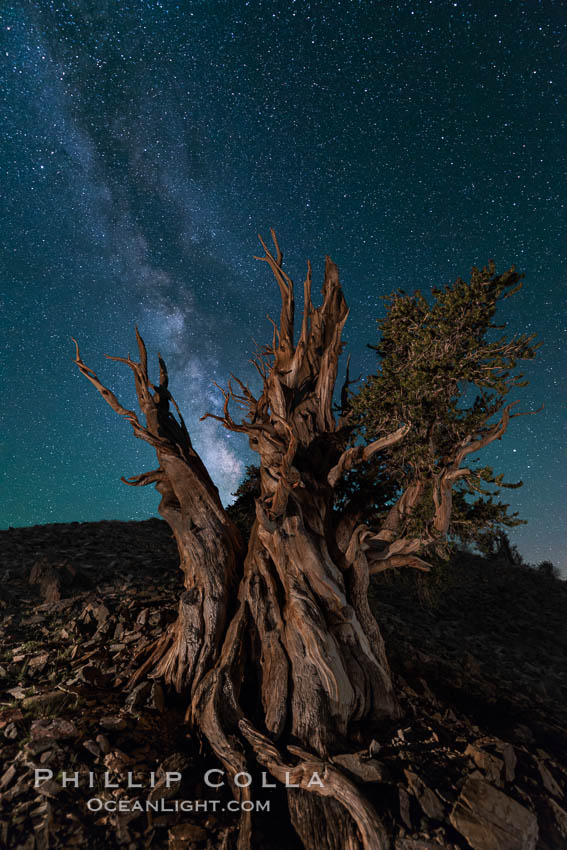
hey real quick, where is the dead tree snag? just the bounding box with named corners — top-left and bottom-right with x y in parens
top-left (73, 233), bottom-right (537, 850)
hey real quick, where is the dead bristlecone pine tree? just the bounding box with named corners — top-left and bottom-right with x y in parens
top-left (73, 231), bottom-right (536, 850)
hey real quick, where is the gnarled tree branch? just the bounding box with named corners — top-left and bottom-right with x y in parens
top-left (328, 423), bottom-right (410, 487)
top-left (73, 332), bottom-right (243, 698)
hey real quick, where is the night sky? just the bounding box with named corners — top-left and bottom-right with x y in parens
top-left (2, 1), bottom-right (566, 573)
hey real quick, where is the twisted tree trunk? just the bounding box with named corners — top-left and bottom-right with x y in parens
top-left (73, 233), bottom-right (408, 850)
top-left (73, 334), bottom-right (243, 699)
top-left (194, 234), bottom-right (409, 849)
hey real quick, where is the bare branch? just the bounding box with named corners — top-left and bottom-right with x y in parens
top-left (255, 229), bottom-right (295, 353)
top-left (157, 354), bottom-right (168, 391)
top-left (135, 326), bottom-right (148, 378)
top-left (73, 334), bottom-right (196, 466)
top-left (72, 338), bottom-right (142, 431)
top-left (121, 469), bottom-right (165, 487)
top-left (368, 554), bottom-right (432, 574)
top-left (266, 313), bottom-right (280, 352)
top-left (328, 423), bottom-right (410, 487)
top-left (454, 401), bottom-right (542, 466)
top-left (337, 354), bottom-right (362, 426)
top-left (297, 259), bottom-right (313, 354)
top-left (200, 379), bottom-right (271, 437)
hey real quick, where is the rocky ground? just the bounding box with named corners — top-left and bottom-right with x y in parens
top-left (0, 519), bottom-right (565, 850)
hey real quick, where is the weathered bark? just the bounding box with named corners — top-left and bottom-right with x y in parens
top-left (72, 334), bottom-right (243, 699)
top-left (197, 232), bottom-right (409, 848)
top-left (362, 401), bottom-right (541, 573)
top-left (73, 232), bottom-right (543, 849)
top-left (74, 234), bottom-right (408, 850)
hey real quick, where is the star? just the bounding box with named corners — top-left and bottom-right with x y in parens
top-left (1, 0), bottom-right (565, 573)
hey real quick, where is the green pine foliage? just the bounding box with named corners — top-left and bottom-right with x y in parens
top-left (349, 263), bottom-right (540, 551)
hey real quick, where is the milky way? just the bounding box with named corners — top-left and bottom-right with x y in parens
top-left (2, 1), bottom-right (566, 572)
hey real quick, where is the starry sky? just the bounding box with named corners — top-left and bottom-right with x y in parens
top-left (2, 1), bottom-right (566, 572)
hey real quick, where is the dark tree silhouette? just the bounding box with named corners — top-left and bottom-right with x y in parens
top-left (73, 232), bottom-right (538, 850)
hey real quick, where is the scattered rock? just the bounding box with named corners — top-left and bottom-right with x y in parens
top-left (404, 769), bottom-right (445, 820)
top-left (168, 823), bottom-right (208, 847)
top-left (465, 744), bottom-right (503, 785)
top-left (31, 718), bottom-right (78, 740)
top-left (29, 557), bottom-right (77, 603)
top-left (502, 744), bottom-right (517, 783)
top-left (535, 756), bottom-right (563, 798)
top-left (548, 798), bottom-right (567, 840)
top-left (36, 779), bottom-right (63, 798)
top-left (0, 764), bottom-right (16, 790)
top-left (28, 653), bottom-right (50, 671)
top-left (24, 739), bottom-right (53, 756)
top-left (333, 752), bottom-right (390, 783)
top-left (125, 680), bottom-right (151, 711)
top-left (368, 739), bottom-right (381, 755)
top-left (450, 777), bottom-right (538, 850)
top-left (103, 749), bottom-right (134, 772)
top-left (77, 664), bottom-right (104, 685)
top-left (99, 715), bottom-right (127, 731)
top-left (82, 739), bottom-right (102, 758)
top-left (513, 724), bottom-right (534, 744)
top-left (1, 518), bottom-right (566, 850)
top-left (6, 686), bottom-right (27, 700)
top-left (95, 733), bottom-right (111, 754)
top-left (21, 690), bottom-right (67, 711)
top-left (150, 681), bottom-right (166, 712)
top-left (398, 786), bottom-right (415, 831)
top-left (92, 602), bottom-right (111, 626)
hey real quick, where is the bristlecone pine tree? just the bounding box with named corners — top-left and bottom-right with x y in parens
top-left (73, 232), bottom-right (539, 850)
top-left (345, 263), bottom-right (541, 566)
